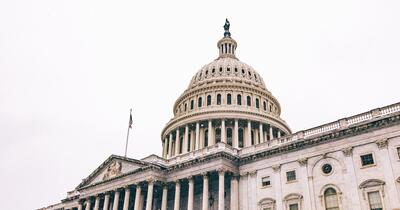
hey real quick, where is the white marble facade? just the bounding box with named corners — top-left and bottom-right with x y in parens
top-left (40, 21), bottom-right (400, 210)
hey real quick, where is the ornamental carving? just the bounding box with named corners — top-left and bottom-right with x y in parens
top-left (341, 147), bottom-right (353, 157)
top-left (103, 161), bottom-right (122, 180)
top-left (375, 138), bottom-right (388, 149)
top-left (297, 158), bottom-right (308, 166)
top-left (272, 164), bottom-right (281, 172)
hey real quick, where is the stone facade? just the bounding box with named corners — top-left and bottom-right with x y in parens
top-left (40, 21), bottom-right (400, 210)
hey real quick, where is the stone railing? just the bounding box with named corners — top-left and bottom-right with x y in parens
top-left (239, 102), bottom-right (400, 156)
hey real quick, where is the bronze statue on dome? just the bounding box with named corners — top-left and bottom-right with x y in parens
top-left (224, 18), bottom-right (231, 37)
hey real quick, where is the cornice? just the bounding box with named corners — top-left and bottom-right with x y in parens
top-left (239, 113), bottom-right (400, 165)
top-left (161, 109), bottom-right (291, 139)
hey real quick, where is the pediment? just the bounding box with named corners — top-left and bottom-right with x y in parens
top-left (77, 155), bottom-right (147, 188)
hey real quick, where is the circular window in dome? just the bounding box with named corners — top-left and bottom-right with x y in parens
top-left (322, 164), bottom-right (333, 175)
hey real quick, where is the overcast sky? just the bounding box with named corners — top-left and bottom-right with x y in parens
top-left (1, 0), bottom-right (399, 209)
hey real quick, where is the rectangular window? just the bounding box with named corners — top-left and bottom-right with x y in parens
top-left (286, 170), bottom-right (296, 182)
top-left (361, 153), bottom-right (375, 166)
top-left (368, 191), bottom-right (383, 210)
top-left (261, 176), bottom-right (271, 187)
top-left (289, 203), bottom-right (299, 210)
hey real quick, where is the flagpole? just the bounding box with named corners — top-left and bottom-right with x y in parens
top-left (124, 109), bottom-right (132, 157)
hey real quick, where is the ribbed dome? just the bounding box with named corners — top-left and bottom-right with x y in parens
top-left (188, 57), bottom-right (267, 90)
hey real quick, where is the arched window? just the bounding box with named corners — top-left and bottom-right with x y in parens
top-left (237, 94), bottom-right (242, 105)
top-left (256, 98), bottom-right (260, 108)
top-left (217, 94), bottom-right (222, 105)
top-left (198, 97), bottom-right (202, 108)
top-left (204, 129), bottom-right (208, 147)
top-left (324, 188), bottom-right (339, 210)
top-left (227, 94), bottom-right (232, 105)
top-left (207, 95), bottom-right (211, 106)
top-left (247, 96), bottom-right (251, 106)
top-left (215, 128), bottom-right (221, 143)
top-left (227, 128), bottom-right (232, 146)
top-left (179, 136), bottom-right (183, 154)
top-left (190, 100), bottom-right (194, 110)
top-left (187, 133), bottom-right (191, 151)
top-left (238, 128), bottom-right (244, 148)
top-left (263, 101), bottom-right (267, 111)
top-left (251, 130), bottom-right (255, 145)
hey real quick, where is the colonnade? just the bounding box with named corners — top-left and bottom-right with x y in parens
top-left (70, 170), bottom-right (238, 210)
top-left (163, 119), bottom-right (284, 158)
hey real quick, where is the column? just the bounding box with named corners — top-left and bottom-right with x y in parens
top-left (190, 130), bottom-right (195, 151)
top-left (230, 175), bottom-right (239, 210)
top-left (233, 119), bottom-right (239, 148)
top-left (195, 122), bottom-right (200, 150)
top-left (199, 127), bottom-right (204, 149)
top-left (134, 185), bottom-right (142, 210)
top-left (103, 193), bottom-right (110, 210)
top-left (273, 165), bottom-right (283, 210)
top-left (78, 203), bottom-right (83, 210)
top-left (162, 141), bottom-right (166, 158)
top-left (184, 125), bottom-right (189, 153)
top-left (84, 199), bottom-right (91, 210)
top-left (208, 120), bottom-right (213, 146)
top-left (269, 126), bottom-right (274, 140)
top-left (218, 170), bottom-right (225, 210)
top-left (112, 190), bottom-right (120, 210)
top-left (277, 130), bottom-right (281, 138)
top-left (168, 134), bottom-right (173, 158)
top-left (188, 176), bottom-right (194, 210)
top-left (123, 186), bottom-right (130, 210)
top-left (202, 173), bottom-right (209, 210)
top-left (145, 180), bottom-right (154, 210)
top-left (221, 119), bottom-right (226, 143)
top-left (161, 183), bottom-right (168, 210)
top-left (247, 121), bottom-right (251, 146)
top-left (94, 196), bottom-right (100, 210)
top-left (175, 129), bottom-right (180, 155)
top-left (259, 123), bottom-right (264, 143)
top-left (174, 181), bottom-right (181, 210)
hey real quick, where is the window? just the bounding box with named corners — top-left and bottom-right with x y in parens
top-left (286, 170), bottom-right (296, 182)
top-left (247, 96), bottom-right (251, 106)
top-left (261, 176), bottom-right (271, 187)
top-left (227, 128), bottom-right (232, 146)
top-left (217, 94), bottom-right (222, 105)
top-left (237, 94), bottom-right (242, 105)
top-left (368, 191), bottom-right (383, 210)
top-left (238, 128), bottom-right (244, 148)
top-left (256, 98), bottom-right (260, 108)
top-left (324, 188), bottom-right (339, 210)
top-left (204, 130), bottom-right (209, 147)
top-left (397, 147), bottom-right (400, 159)
top-left (190, 100), bottom-right (194, 110)
top-left (289, 204), bottom-right (299, 210)
top-left (207, 95), bottom-right (211, 106)
top-left (215, 128), bottom-right (221, 142)
top-left (263, 101), bottom-right (267, 111)
top-left (198, 97), bottom-right (202, 108)
top-left (361, 153), bottom-right (374, 166)
top-left (184, 103), bottom-right (187, 111)
top-left (322, 164), bottom-right (333, 175)
top-left (227, 94), bottom-right (232, 105)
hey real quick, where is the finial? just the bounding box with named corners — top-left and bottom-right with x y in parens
top-left (223, 18), bottom-right (231, 37)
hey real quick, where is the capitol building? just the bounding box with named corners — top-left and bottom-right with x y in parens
top-left (41, 20), bottom-right (400, 210)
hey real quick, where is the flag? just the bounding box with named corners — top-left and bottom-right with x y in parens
top-left (129, 109), bottom-right (133, 129)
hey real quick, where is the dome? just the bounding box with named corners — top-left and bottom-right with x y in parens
top-left (160, 19), bottom-right (291, 159)
top-left (188, 57), bottom-right (267, 90)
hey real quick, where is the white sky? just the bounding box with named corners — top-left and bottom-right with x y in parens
top-left (0, 0), bottom-right (399, 209)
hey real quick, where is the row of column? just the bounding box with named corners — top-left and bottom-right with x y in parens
top-left (73, 170), bottom-right (238, 210)
top-left (163, 119), bottom-right (283, 158)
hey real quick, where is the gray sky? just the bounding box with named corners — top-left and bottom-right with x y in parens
top-left (1, 0), bottom-right (399, 209)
